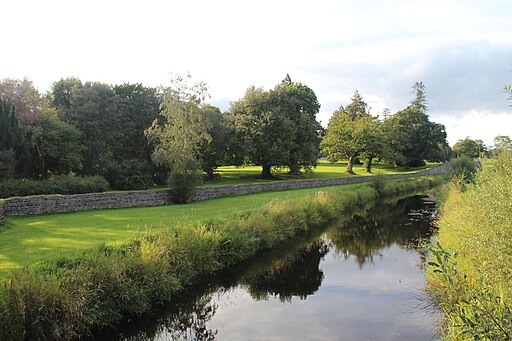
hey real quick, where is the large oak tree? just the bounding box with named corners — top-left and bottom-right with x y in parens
top-left (227, 76), bottom-right (322, 177)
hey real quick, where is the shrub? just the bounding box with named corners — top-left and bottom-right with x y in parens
top-left (103, 159), bottom-right (153, 190)
top-left (447, 155), bottom-right (477, 186)
top-left (168, 171), bottom-right (201, 204)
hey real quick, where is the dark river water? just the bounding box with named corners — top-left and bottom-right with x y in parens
top-left (96, 195), bottom-right (442, 341)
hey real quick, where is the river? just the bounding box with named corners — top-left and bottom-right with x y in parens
top-left (95, 194), bottom-right (441, 341)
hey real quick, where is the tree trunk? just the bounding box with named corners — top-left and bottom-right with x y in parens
top-left (347, 156), bottom-right (355, 174)
top-left (365, 155), bottom-right (373, 173)
top-left (203, 168), bottom-right (216, 180)
top-left (288, 164), bottom-right (301, 175)
top-left (261, 164), bottom-right (272, 178)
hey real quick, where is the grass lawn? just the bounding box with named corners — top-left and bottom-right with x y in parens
top-left (200, 159), bottom-right (439, 187)
top-left (0, 183), bottom-right (371, 273)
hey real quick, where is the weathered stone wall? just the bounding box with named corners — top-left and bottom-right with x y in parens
top-left (0, 201), bottom-right (4, 225)
top-left (3, 190), bottom-right (173, 217)
top-left (0, 165), bottom-right (446, 223)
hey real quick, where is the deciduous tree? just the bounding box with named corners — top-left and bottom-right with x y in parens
top-left (382, 107), bottom-right (447, 167)
top-left (198, 105), bottom-right (227, 180)
top-left (453, 137), bottom-right (485, 158)
top-left (29, 112), bottom-right (83, 175)
top-left (493, 135), bottom-right (512, 155)
top-left (0, 78), bottom-right (44, 126)
top-left (321, 91), bottom-right (382, 173)
top-left (145, 74), bottom-right (211, 202)
top-left (227, 77), bottom-right (322, 177)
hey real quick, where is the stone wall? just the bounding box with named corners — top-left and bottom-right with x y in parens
top-left (0, 201), bottom-right (4, 225)
top-left (0, 165), bottom-right (446, 223)
top-left (3, 190), bottom-right (173, 217)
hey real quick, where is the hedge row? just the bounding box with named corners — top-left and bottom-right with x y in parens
top-left (0, 175), bottom-right (109, 198)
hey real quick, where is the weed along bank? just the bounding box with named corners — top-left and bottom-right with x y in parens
top-left (0, 172), bottom-right (447, 340)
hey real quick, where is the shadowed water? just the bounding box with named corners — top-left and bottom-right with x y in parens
top-left (95, 195), bottom-right (441, 341)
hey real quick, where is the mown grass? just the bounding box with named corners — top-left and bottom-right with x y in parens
top-left (200, 159), bottom-right (439, 187)
top-left (428, 152), bottom-right (512, 339)
top-left (0, 175), bottom-right (445, 340)
top-left (1, 183), bottom-right (368, 273)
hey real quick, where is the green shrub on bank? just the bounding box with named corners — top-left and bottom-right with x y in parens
top-left (0, 175), bottom-right (109, 198)
top-left (447, 155), bottom-right (478, 187)
top-left (429, 151), bottom-right (512, 339)
top-left (0, 175), bottom-right (444, 340)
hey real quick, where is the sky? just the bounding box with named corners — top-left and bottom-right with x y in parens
top-left (2, 0), bottom-right (511, 146)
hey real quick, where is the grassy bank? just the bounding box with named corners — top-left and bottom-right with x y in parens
top-left (0, 175), bottom-right (445, 340)
top-left (428, 152), bottom-right (512, 339)
top-left (1, 183), bottom-right (372, 272)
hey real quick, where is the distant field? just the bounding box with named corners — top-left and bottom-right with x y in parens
top-left (201, 160), bottom-right (439, 187)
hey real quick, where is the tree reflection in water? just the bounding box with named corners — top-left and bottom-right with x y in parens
top-left (242, 240), bottom-right (329, 302)
top-left (327, 195), bottom-right (436, 267)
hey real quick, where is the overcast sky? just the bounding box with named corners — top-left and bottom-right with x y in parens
top-left (2, 0), bottom-right (511, 145)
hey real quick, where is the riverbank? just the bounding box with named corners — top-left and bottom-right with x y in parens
top-left (0, 175), bottom-right (446, 340)
top-left (428, 151), bottom-right (512, 339)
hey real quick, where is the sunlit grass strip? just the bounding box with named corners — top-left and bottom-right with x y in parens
top-left (0, 183), bottom-right (370, 272)
top-left (201, 160), bottom-right (440, 187)
top-left (0, 175), bottom-right (445, 340)
top-left (428, 153), bottom-right (512, 339)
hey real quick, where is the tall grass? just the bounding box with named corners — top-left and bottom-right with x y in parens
top-left (0, 175), bottom-right (445, 340)
top-left (429, 151), bottom-right (512, 339)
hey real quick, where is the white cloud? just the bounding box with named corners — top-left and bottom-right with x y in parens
top-left (1, 0), bottom-right (511, 144)
top-left (436, 110), bottom-right (512, 146)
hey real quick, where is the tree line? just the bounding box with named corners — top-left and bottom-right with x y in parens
top-left (0, 75), bottom-right (506, 200)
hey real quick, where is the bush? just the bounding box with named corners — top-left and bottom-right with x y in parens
top-left (104, 159), bottom-right (153, 190)
top-left (447, 155), bottom-right (477, 186)
top-left (168, 171), bottom-right (201, 204)
top-left (0, 175), bottom-right (109, 198)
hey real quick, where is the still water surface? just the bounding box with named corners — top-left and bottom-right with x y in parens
top-left (97, 195), bottom-right (441, 341)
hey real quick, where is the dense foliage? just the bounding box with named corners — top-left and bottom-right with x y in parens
top-left (0, 175), bottom-right (109, 198)
top-left (446, 155), bottom-right (478, 186)
top-left (322, 91), bottom-right (382, 173)
top-left (452, 137), bottom-right (486, 158)
top-left (227, 75), bottom-right (322, 177)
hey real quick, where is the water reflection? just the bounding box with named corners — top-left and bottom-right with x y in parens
top-left (242, 240), bottom-right (329, 302)
top-left (94, 195), bottom-right (439, 341)
top-left (327, 195), bottom-right (436, 267)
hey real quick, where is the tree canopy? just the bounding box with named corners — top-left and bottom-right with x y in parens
top-left (321, 91), bottom-right (382, 173)
top-left (145, 74), bottom-right (211, 202)
top-left (382, 107), bottom-right (447, 167)
top-left (227, 76), bottom-right (322, 177)
top-left (452, 137), bottom-right (486, 158)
